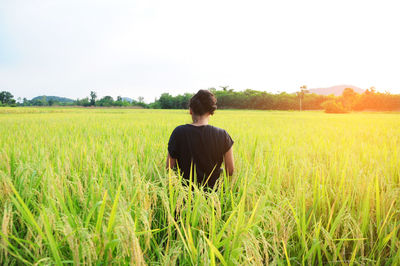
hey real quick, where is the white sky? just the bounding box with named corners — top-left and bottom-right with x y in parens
top-left (1, 0), bottom-right (400, 102)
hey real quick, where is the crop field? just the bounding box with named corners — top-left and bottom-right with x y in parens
top-left (0, 107), bottom-right (399, 265)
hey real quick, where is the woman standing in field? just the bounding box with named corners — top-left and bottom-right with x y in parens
top-left (166, 90), bottom-right (234, 188)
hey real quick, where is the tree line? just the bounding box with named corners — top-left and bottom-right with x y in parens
top-left (320, 87), bottom-right (400, 113)
top-left (1, 87), bottom-right (400, 112)
top-left (0, 92), bottom-right (147, 108)
top-left (151, 87), bottom-right (400, 112)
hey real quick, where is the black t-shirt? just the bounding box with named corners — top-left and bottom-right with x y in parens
top-left (168, 124), bottom-right (234, 187)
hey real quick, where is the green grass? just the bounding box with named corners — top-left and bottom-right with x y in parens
top-left (0, 108), bottom-right (399, 265)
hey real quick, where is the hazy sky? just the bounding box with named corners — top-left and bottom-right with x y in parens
top-left (1, 0), bottom-right (399, 102)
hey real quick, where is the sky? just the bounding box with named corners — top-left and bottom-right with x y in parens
top-left (1, 0), bottom-right (400, 102)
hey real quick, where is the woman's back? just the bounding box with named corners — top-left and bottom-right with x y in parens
top-left (168, 124), bottom-right (233, 187)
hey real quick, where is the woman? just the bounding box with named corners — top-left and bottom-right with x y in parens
top-left (166, 90), bottom-right (234, 188)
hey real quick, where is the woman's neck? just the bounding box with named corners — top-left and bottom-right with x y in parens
top-left (191, 115), bottom-right (209, 126)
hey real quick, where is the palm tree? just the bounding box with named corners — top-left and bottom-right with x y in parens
top-left (297, 85), bottom-right (308, 111)
top-left (220, 86), bottom-right (229, 91)
top-left (90, 91), bottom-right (97, 106)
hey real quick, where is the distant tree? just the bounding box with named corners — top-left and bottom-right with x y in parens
top-left (90, 91), bottom-right (97, 106)
top-left (114, 96), bottom-right (123, 107)
top-left (30, 98), bottom-right (41, 106)
top-left (96, 96), bottom-right (114, 107)
top-left (138, 96), bottom-right (144, 103)
top-left (41, 96), bottom-right (48, 106)
top-left (48, 99), bottom-right (55, 106)
top-left (149, 98), bottom-right (161, 109)
top-left (341, 88), bottom-right (358, 110)
top-left (75, 97), bottom-right (91, 107)
top-left (321, 100), bottom-right (347, 113)
top-left (120, 100), bottom-right (131, 107)
top-left (296, 85), bottom-right (308, 111)
top-left (368, 86), bottom-right (376, 93)
top-left (0, 91), bottom-right (16, 105)
top-left (158, 93), bottom-right (174, 109)
top-left (302, 93), bottom-right (329, 110)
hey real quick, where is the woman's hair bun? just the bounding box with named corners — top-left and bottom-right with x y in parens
top-left (189, 90), bottom-right (217, 115)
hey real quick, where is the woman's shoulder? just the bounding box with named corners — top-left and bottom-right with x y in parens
top-left (207, 125), bottom-right (229, 135)
top-left (171, 124), bottom-right (190, 133)
top-left (174, 124), bottom-right (187, 130)
top-left (206, 124), bottom-right (223, 130)
top-left (173, 124), bottom-right (229, 135)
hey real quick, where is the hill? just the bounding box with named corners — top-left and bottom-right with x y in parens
top-left (309, 85), bottom-right (364, 96)
top-left (121, 97), bottom-right (134, 103)
top-left (32, 96), bottom-right (74, 103)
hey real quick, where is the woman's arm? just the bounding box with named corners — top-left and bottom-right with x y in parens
top-left (166, 152), bottom-right (177, 170)
top-left (223, 147), bottom-right (234, 176)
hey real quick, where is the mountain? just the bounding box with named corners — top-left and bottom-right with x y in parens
top-left (308, 85), bottom-right (364, 96)
top-left (32, 96), bottom-right (74, 103)
top-left (121, 97), bottom-right (134, 103)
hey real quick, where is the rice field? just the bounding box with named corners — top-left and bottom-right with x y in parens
top-left (0, 107), bottom-right (399, 265)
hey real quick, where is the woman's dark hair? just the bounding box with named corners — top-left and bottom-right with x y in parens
top-left (189, 90), bottom-right (217, 115)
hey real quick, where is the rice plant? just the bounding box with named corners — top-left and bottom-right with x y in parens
top-left (0, 108), bottom-right (399, 265)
